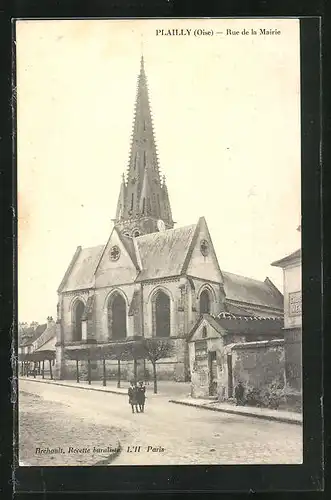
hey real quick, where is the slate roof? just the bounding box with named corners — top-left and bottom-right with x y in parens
top-left (58, 221), bottom-right (283, 314)
top-left (222, 271), bottom-right (283, 310)
top-left (216, 313), bottom-right (283, 335)
top-left (135, 224), bottom-right (197, 281)
top-left (61, 245), bottom-right (104, 292)
top-left (188, 313), bottom-right (283, 340)
top-left (59, 224), bottom-right (199, 292)
top-left (35, 323), bottom-right (56, 351)
top-left (224, 302), bottom-right (254, 316)
top-left (271, 248), bottom-right (301, 267)
top-left (37, 335), bottom-right (56, 352)
top-left (20, 324), bottom-right (47, 346)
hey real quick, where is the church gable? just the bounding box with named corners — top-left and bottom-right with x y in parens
top-left (95, 227), bottom-right (139, 288)
top-left (184, 217), bottom-right (223, 284)
top-left (189, 315), bottom-right (225, 343)
top-left (59, 245), bottom-right (104, 293)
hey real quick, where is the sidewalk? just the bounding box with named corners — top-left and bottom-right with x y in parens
top-left (18, 376), bottom-right (191, 399)
top-left (169, 397), bottom-right (302, 425)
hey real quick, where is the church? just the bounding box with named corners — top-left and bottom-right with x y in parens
top-left (54, 56), bottom-right (283, 382)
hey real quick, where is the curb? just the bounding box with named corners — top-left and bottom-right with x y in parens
top-left (20, 377), bottom-right (127, 396)
top-left (168, 400), bottom-right (302, 425)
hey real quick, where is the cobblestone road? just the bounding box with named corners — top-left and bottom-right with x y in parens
top-left (19, 379), bottom-right (302, 466)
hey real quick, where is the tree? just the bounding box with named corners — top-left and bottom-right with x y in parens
top-left (108, 343), bottom-right (133, 388)
top-left (18, 321), bottom-right (38, 344)
top-left (141, 338), bottom-right (173, 394)
top-left (18, 321), bottom-right (39, 336)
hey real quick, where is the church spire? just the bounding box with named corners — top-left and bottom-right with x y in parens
top-left (114, 55), bottom-right (174, 236)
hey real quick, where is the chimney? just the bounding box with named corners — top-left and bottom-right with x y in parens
top-left (47, 316), bottom-right (55, 328)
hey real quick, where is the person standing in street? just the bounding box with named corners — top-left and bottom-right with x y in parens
top-left (234, 380), bottom-right (245, 406)
top-left (128, 381), bottom-right (139, 413)
top-left (137, 380), bottom-right (146, 413)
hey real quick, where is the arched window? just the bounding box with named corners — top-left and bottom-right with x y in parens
top-left (200, 289), bottom-right (211, 314)
top-left (153, 291), bottom-right (170, 337)
top-left (202, 326), bottom-right (207, 338)
top-left (133, 230), bottom-right (140, 237)
top-left (73, 300), bottom-right (85, 341)
top-left (108, 293), bottom-right (127, 340)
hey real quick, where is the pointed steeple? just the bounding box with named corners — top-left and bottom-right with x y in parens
top-left (115, 173), bottom-right (127, 221)
top-left (114, 56), bottom-right (174, 236)
top-left (162, 175), bottom-right (173, 225)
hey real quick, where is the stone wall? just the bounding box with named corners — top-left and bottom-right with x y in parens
top-left (59, 358), bottom-right (130, 382)
top-left (221, 339), bottom-right (285, 398)
top-left (284, 328), bottom-right (302, 390)
top-left (57, 336), bottom-right (188, 382)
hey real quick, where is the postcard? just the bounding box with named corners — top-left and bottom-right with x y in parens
top-left (16, 18), bottom-right (303, 467)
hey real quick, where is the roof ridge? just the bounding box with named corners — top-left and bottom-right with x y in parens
top-left (81, 243), bottom-right (104, 251)
top-left (135, 223), bottom-right (197, 240)
top-left (222, 270), bottom-right (269, 286)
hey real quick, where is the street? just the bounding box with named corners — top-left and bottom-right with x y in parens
top-left (19, 379), bottom-right (302, 466)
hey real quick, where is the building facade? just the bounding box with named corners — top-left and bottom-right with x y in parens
top-left (55, 57), bottom-right (284, 382)
top-left (272, 247), bottom-right (302, 390)
top-left (188, 312), bottom-right (284, 399)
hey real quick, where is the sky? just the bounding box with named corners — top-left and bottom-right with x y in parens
top-left (16, 19), bottom-right (301, 324)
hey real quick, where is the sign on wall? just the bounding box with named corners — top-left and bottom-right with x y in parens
top-left (195, 340), bottom-right (208, 359)
top-left (289, 291), bottom-right (302, 316)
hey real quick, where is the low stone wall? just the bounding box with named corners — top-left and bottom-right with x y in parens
top-left (60, 359), bottom-right (129, 381)
top-left (56, 337), bottom-right (189, 382)
top-left (59, 357), bottom-right (186, 383)
top-left (217, 339), bottom-right (286, 400)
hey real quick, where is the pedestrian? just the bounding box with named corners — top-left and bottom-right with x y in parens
top-left (144, 368), bottom-right (150, 385)
top-left (128, 381), bottom-right (139, 413)
top-left (137, 380), bottom-right (146, 413)
top-left (234, 380), bottom-right (245, 406)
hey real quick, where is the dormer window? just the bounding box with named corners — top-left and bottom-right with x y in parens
top-left (133, 230), bottom-right (140, 238)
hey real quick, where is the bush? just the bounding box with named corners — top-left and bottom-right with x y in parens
top-left (244, 381), bottom-right (284, 409)
top-left (243, 378), bottom-right (302, 411)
